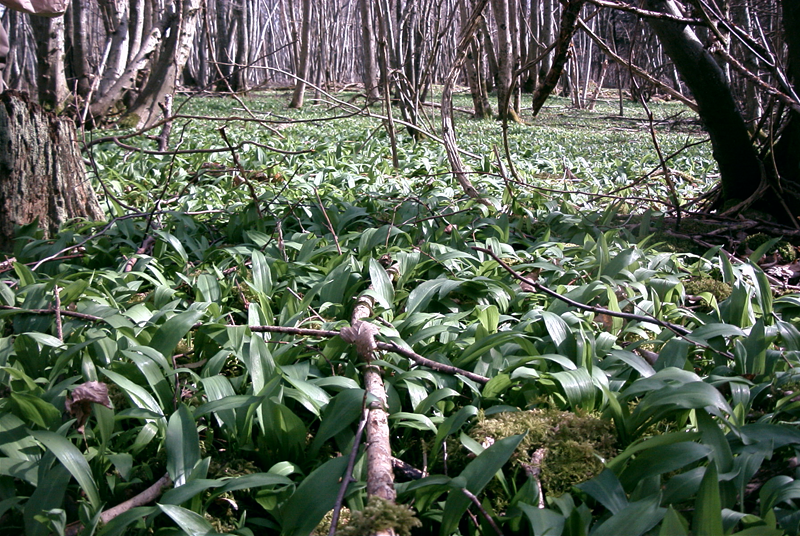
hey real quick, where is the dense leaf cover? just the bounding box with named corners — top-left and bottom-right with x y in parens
top-left (1, 94), bottom-right (799, 535)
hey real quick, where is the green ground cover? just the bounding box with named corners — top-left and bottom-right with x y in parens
top-left (1, 91), bottom-right (799, 536)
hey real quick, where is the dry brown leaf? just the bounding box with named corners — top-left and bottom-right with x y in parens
top-left (66, 381), bottom-right (112, 433)
top-left (340, 321), bottom-right (380, 357)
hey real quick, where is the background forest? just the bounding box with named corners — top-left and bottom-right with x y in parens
top-left (2, 1), bottom-right (800, 535)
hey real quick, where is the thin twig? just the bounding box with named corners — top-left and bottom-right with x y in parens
top-left (0, 305), bottom-right (104, 323)
top-left (314, 188), bottom-right (342, 255)
top-left (54, 286), bottom-right (63, 341)
top-left (219, 127), bottom-right (263, 219)
top-left (461, 488), bottom-right (504, 536)
top-left (329, 402), bottom-right (370, 536)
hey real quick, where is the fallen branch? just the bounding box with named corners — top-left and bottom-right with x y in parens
top-left (65, 473), bottom-right (172, 536)
top-left (249, 324), bottom-right (490, 383)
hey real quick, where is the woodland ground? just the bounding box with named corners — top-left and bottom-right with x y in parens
top-left (2, 90), bottom-right (800, 536)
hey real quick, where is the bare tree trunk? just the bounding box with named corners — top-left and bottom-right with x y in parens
top-left (359, 0), bottom-right (380, 102)
top-left (461, 0), bottom-right (492, 118)
top-left (531, 0), bottom-right (586, 116)
top-left (288, 0), bottom-right (311, 108)
top-left (643, 0), bottom-right (762, 203)
top-left (491, 0), bottom-right (521, 122)
top-left (0, 91), bottom-right (103, 252)
top-left (30, 15), bottom-right (68, 109)
top-left (66, 0), bottom-right (92, 97)
top-left (125, 0), bottom-right (201, 128)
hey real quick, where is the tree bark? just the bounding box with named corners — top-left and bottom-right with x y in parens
top-left (531, 0), bottom-right (586, 116)
top-left (30, 14), bottom-right (68, 109)
top-left (643, 0), bottom-right (762, 203)
top-left (288, 0), bottom-right (312, 108)
top-left (359, 0), bottom-right (380, 102)
top-left (0, 91), bottom-right (103, 252)
top-left (490, 0), bottom-right (520, 121)
top-left (772, 0), bottom-right (800, 190)
top-left (125, 0), bottom-right (201, 129)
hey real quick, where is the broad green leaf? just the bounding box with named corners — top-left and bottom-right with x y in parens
top-left (551, 367), bottom-right (596, 411)
top-left (591, 492), bottom-right (665, 536)
top-left (659, 506), bottom-right (689, 536)
top-left (309, 388), bottom-right (365, 456)
top-left (693, 461), bottom-right (723, 536)
top-left (23, 464), bottom-right (70, 536)
top-left (518, 502), bottom-right (566, 536)
top-left (250, 250), bottom-right (273, 295)
top-left (101, 368), bottom-right (164, 418)
top-left (30, 430), bottom-right (101, 509)
top-left (369, 258), bottom-right (395, 311)
top-left (158, 503), bottom-right (222, 535)
top-left (440, 434), bottom-right (525, 536)
top-left (279, 455), bottom-right (349, 536)
top-left (577, 469), bottom-right (628, 515)
top-left (9, 392), bottom-right (60, 429)
top-left (149, 309), bottom-right (205, 359)
top-left (166, 404), bottom-right (200, 487)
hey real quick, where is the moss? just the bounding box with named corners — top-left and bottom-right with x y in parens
top-left (318, 498), bottom-right (421, 536)
top-left (313, 508), bottom-right (350, 536)
top-left (118, 113), bottom-right (141, 129)
top-left (740, 233), bottom-right (798, 262)
top-left (466, 409), bottom-right (617, 497)
top-left (684, 277), bottom-right (732, 302)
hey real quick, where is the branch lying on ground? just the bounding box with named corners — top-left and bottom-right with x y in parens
top-left (65, 473), bottom-right (172, 536)
top-left (472, 246), bottom-right (691, 336)
top-left (473, 247), bottom-right (741, 361)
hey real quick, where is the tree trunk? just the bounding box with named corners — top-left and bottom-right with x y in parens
top-left (461, 0), bottom-right (492, 118)
top-left (0, 91), bottom-right (103, 253)
top-left (643, 0), bottom-right (762, 204)
top-left (288, 0), bottom-right (312, 108)
top-left (490, 0), bottom-right (520, 121)
top-left (30, 15), bottom-right (68, 110)
top-left (359, 0), bottom-right (380, 102)
top-left (531, 0), bottom-right (586, 116)
top-left (773, 0), bottom-right (800, 190)
top-left (125, 0), bottom-right (201, 129)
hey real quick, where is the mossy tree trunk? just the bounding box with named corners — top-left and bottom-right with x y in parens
top-left (0, 91), bottom-right (103, 252)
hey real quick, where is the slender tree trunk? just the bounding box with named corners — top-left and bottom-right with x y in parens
top-left (359, 0), bottom-right (380, 102)
top-left (491, 0), bottom-right (520, 121)
top-left (30, 15), bottom-right (68, 109)
top-left (531, 0), bottom-right (586, 116)
top-left (66, 0), bottom-right (92, 97)
top-left (288, 0), bottom-right (311, 107)
top-left (773, 0), bottom-right (800, 189)
top-left (461, 0), bottom-right (492, 118)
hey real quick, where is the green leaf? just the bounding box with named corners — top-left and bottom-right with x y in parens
top-left (591, 492), bottom-right (665, 536)
top-left (693, 460), bottom-right (723, 536)
top-left (577, 469), bottom-right (628, 515)
top-left (30, 430), bottom-right (101, 510)
top-left (518, 503), bottom-right (566, 536)
top-left (309, 388), bottom-right (365, 456)
top-left (9, 392), bottom-right (60, 429)
top-left (149, 309), bottom-right (205, 359)
top-left (369, 258), bottom-right (395, 311)
top-left (251, 250), bottom-right (273, 295)
top-left (158, 503), bottom-right (222, 535)
top-left (279, 455), bottom-right (349, 536)
top-left (659, 506), bottom-right (689, 536)
top-left (166, 404), bottom-right (200, 487)
top-left (440, 434), bottom-right (526, 536)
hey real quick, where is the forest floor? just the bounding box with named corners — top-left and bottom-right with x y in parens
top-left (2, 90), bottom-right (800, 536)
